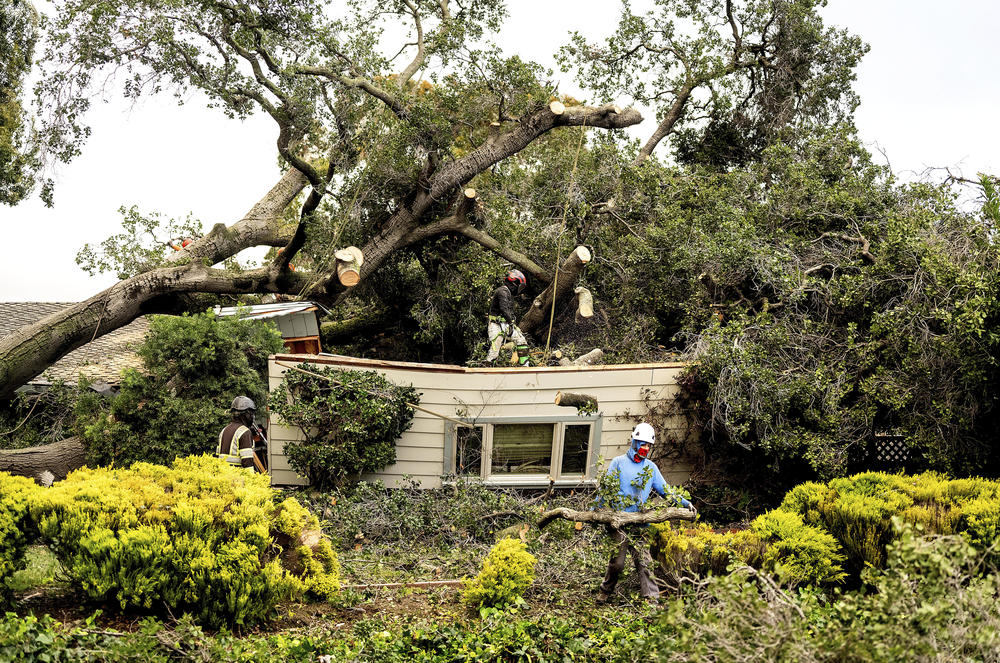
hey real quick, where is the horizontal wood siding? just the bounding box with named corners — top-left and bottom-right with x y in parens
top-left (267, 354), bottom-right (691, 489)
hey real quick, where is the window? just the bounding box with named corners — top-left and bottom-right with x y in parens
top-left (446, 416), bottom-right (601, 485)
top-left (456, 425), bottom-right (484, 476)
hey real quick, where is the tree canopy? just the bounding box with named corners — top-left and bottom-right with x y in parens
top-left (3, 0), bottom-right (1000, 493)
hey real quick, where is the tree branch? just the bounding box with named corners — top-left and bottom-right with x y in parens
top-left (295, 65), bottom-right (407, 118)
top-left (397, 0), bottom-right (425, 87)
top-left (537, 506), bottom-right (695, 530)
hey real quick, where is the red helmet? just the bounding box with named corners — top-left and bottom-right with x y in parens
top-left (505, 269), bottom-right (527, 295)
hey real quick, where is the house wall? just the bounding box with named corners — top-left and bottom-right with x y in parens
top-left (267, 354), bottom-right (693, 489)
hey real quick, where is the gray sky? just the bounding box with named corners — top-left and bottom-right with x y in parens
top-left (2, 0), bottom-right (998, 302)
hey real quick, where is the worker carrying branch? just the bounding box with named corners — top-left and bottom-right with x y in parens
top-left (217, 396), bottom-right (267, 473)
top-left (486, 270), bottom-right (530, 366)
top-left (596, 422), bottom-right (695, 604)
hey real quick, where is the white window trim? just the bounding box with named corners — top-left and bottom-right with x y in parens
top-left (444, 414), bottom-right (602, 487)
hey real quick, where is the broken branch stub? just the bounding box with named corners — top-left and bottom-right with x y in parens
top-left (537, 506), bottom-right (695, 530)
top-left (573, 286), bottom-right (594, 322)
top-left (555, 391), bottom-right (598, 411)
top-left (335, 246), bottom-right (364, 287)
top-left (519, 246), bottom-right (592, 334)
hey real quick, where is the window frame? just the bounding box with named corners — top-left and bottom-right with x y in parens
top-left (444, 414), bottom-right (602, 486)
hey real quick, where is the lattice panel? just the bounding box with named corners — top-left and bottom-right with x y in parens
top-left (874, 435), bottom-right (909, 464)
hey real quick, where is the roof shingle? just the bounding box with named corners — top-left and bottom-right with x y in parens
top-left (0, 303), bottom-right (149, 385)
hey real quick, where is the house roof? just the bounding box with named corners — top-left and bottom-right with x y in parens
top-left (0, 302), bottom-right (150, 386)
top-left (213, 300), bottom-right (330, 320)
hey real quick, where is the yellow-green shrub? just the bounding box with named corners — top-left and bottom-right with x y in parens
top-left (29, 455), bottom-right (338, 627)
top-left (272, 498), bottom-right (340, 599)
top-left (777, 472), bottom-right (1000, 572)
top-left (652, 522), bottom-right (766, 579)
top-left (463, 538), bottom-right (536, 609)
top-left (0, 473), bottom-right (37, 599)
top-left (751, 510), bottom-right (847, 585)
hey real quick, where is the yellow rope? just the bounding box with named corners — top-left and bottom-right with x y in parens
top-left (543, 120), bottom-right (588, 361)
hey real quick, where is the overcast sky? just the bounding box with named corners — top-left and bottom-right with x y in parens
top-left (2, 0), bottom-right (998, 302)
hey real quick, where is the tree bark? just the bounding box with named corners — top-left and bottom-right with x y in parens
top-left (634, 81), bottom-right (695, 165)
top-left (558, 348), bottom-right (604, 367)
top-left (0, 105), bottom-right (641, 397)
top-left (537, 506), bottom-right (695, 530)
top-left (0, 437), bottom-right (86, 483)
top-left (0, 172), bottom-right (311, 400)
top-left (519, 246), bottom-right (592, 335)
top-left (555, 391), bottom-right (598, 410)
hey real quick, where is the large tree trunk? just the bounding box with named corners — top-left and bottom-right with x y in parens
top-left (0, 172), bottom-right (310, 400)
top-left (0, 105), bottom-right (641, 398)
top-left (0, 437), bottom-right (86, 483)
top-left (519, 246), bottom-right (592, 335)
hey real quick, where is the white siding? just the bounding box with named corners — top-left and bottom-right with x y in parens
top-left (267, 353), bottom-right (692, 488)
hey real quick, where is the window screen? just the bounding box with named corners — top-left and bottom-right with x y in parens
top-left (561, 424), bottom-right (591, 474)
top-left (456, 426), bottom-right (484, 476)
top-left (491, 423), bottom-right (553, 474)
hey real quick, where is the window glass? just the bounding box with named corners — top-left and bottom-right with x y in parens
top-left (561, 424), bottom-right (591, 474)
top-left (456, 426), bottom-right (483, 476)
top-left (491, 423), bottom-right (553, 474)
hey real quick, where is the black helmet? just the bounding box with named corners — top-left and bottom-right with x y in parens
top-left (505, 269), bottom-right (527, 295)
top-left (231, 396), bottom-right (256, 412)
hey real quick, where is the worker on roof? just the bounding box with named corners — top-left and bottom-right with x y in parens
top-left (596, 422), bottom-right (695, 605)
top-left (486, 269), bottom-right (530, 366)
top-left (217, 396), bottom-right (264, 472)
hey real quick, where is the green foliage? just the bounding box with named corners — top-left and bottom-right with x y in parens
top-left (641, 526), bottom-right (1000, 662)
top-left (272, 498), bottom-right (341, 599)
top-left (652, 512), bottom-right (845, 588)
top-left (271, 364), bottom-right (418, 489)
top-left (0, 380), bottom-right (79, 450)
top-left (776, 471), bottom-right (1000, 574)
top-left (77, 311), bottom-right (283, 467)
top-left (561, 0), bottom-right (867, 167)
top-left (653, 522), bottom-right (766, 578)
top-left (0, 610), bottom-right (661, 663)
top-left (462, 538), bottom-right (536, 610)
top-left (29, 455), bottom-right (339, 627)
top-left (75, 206), bottom-right (204, 279)
top-left (751, 509), bottom-right (846, 585)
top-left (315, 478), bottom-right (532, 548)
top-left (0, 0), bottom-right (40, 205)
top-left (0, 473), bottom-right (37, 604)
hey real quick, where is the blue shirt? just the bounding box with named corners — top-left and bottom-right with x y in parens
top-left (601, 454), bottom-right (689, 513)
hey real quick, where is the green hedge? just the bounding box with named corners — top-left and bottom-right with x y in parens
top-left (29, 455), bottom-right (339, 627)
top-left (655, 471), bottom-right (1000, 586)
top-left (0, 473), bottom-right (37, 603)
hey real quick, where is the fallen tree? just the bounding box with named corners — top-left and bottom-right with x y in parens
top-left (0, 437), bottom-right (85, 484)
top-left (0, 0), bottom-right (641, 399)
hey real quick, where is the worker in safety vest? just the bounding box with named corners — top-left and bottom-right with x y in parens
top-left (596, 422), bottom-right (695, 604)
top-left (485, 269), bottom-right (530, 366)
top-left (217, 396), bottom-right (262, 472)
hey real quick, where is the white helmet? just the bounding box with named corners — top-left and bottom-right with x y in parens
top-left (629, 422), bottom-right (656, 462)
top-left (631, 422), bottom-right (655, 445)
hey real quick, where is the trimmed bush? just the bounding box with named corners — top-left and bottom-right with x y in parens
top-left (271, 363), bottom-right (418, 489)
top-left (652, 522), bottom-right (766, 579)
top-left (463, 538), bottom-right (536, 609)
top-left (778, 471), bottom-right (1000, 572)
top-left (751, 510), bottom-right (846, 585)
top-left (0, 472), bottom-right (37, 602)
top-left (30, 455), bottom-right (339, 627)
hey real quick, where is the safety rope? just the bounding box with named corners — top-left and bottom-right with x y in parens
top-left (542, 119), bottom-right (588, 361)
